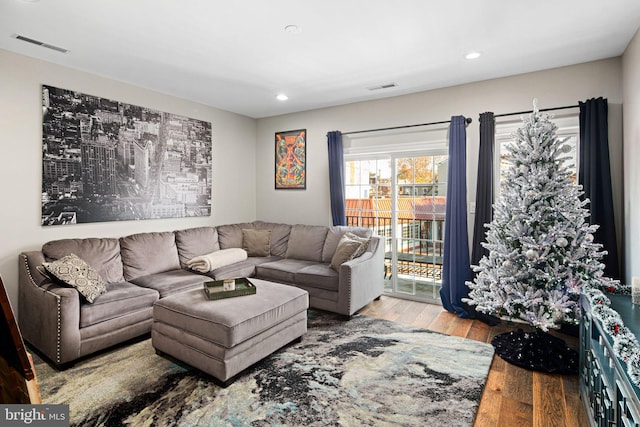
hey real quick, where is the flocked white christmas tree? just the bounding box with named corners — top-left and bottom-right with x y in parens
top-left (464, 101), bottom-right (618, 332)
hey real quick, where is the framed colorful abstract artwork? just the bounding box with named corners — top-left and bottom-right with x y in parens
top-left (275, 129), bottom-right (306, 189)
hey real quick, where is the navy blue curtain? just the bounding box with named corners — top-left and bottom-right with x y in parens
top-left (579, 98), bottom-right (620, 279)
top-left (440, 116), bottom-right (472, 317)
top-left (471, 112), bottom-right (495, 266)
top-left (327, 131), bottom-right (346, 226)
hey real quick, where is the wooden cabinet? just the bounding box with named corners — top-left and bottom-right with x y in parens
top-left (581, 294), bottom-right (640, 426)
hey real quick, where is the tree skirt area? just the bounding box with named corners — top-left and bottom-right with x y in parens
top-left (34, 311), bottom-right (495, 427)
top-left (491, 328), bottom-right (579, 374)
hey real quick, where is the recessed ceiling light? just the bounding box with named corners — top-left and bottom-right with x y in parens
top-left (465, 52), bottom-right (481, 60)
top-left (284, 24), bottom-right (302, 34)
top-left (276, 94), bottom-right (289, 101)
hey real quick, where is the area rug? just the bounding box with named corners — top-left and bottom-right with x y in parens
top-left (34, 311), bottom-right (495, 426)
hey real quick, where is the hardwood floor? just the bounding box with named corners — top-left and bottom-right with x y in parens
top-left (358, 296), bottom-right (587, 427)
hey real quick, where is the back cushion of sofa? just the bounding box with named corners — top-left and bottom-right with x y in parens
top-left (120, 231), bottom-right (181, 280)
top-left (42, 238), bottom-right (124, 284)
top-left (174, 226), bottom-right (220, 268)
top-left (321, 226), bottom-right (373, 262)
top-left (285, 224), bottom-right (329, 262)
top-left (217, 222), bottom-right (254, 249)
top-left (253, 221), bottom-right (292, 257)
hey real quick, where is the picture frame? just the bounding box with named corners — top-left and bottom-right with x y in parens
top-left (275, 129), bottom-right (306, 189)
top-left (41, 85), bottom-right (212, 226)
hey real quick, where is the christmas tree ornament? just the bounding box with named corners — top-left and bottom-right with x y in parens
top-left (464, 100), bottom-right (621, 375)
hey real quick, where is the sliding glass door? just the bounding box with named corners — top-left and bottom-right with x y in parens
top-left (345, 152), bottom-right (447, 303)
top-left (393, 155), bottom-right (447, 300)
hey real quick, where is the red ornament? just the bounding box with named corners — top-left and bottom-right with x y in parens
top-left (598, 300), bottom-right (603, 305)
top-left (614, 324), bottom-right (620, 334)
top-left (608, 286), bottom-right (615, 292)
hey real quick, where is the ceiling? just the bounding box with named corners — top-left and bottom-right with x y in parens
top-left (2, 1), bottom-right (640, 119)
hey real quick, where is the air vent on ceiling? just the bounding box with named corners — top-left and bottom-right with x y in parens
top-left (12, 34), bottom-right (69, 53)
top-left (368, 83), bottom-right (398, 91)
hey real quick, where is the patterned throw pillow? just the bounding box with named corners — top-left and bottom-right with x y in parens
top-left (345, 232), bottom-right (370, 258)
top-left (330, 233), bottom-right (371, 271)
top-left (42, 253), bottom-right (108, 303)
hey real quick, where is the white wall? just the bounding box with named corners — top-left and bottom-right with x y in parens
top-left (623, 28), bottom-right (640, 285)
top-left (256, 58), bottom-right (624, 272)
top-left (0, 49), bottom-right (257, 308)
top-left (0, 48), bottom-right (628, 311)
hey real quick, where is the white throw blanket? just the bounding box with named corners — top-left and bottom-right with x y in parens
top-left (186, 248), bottom-right (248, 273)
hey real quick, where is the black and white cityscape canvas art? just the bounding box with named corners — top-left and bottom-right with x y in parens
top-left (41, 85), bottom-right (212, 226)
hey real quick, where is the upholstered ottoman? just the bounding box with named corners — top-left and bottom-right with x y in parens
top-left (151, 278), bottom-right (308, 386)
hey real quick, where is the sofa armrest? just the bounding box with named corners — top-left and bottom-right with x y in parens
top-left (337, 236), bottom-right (385, 316)
top-left (18, 252), bottom-right (81, 365)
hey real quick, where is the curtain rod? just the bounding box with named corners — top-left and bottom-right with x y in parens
top-left (493, 104), bottom-right (578, 119)
top-left (341, 117), bottom-right (472, 136)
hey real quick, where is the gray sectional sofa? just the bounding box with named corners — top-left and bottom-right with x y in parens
top-left (18, 221), bottom-right (384, 366)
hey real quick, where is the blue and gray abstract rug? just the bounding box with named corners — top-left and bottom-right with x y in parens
top-left (34, 311), bottom-right (495, 426)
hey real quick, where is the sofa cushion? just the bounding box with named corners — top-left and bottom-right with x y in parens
top-left (216, 222), bottom-right (255, 249)
top-left (42, 253), bottom-right (108, 303)
top-left (80, 281), bottom-right (159, 328)
top-left (295, 264), bottom-right (339, 292)
top-left (129, 269), bottom-right (206, 298)
top-left (256, 259), bottom-right (317, 284)
top-left (120, 231), bottom-right (181, 280)
top-left (253, 221), bottom-right (292, 257)
top-left (285, 224), bottom-right (329, 262)
top-left (175, 226), bottom-right (220, 268)
top-left (321, 226), bottom-right (373, 263)
top-left (42, 237), bottom-right (124, 283)
top-left (242, 229), bottom-right (271, 257)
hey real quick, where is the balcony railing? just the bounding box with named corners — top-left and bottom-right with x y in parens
top-left (346, 215), bottom-right (444, 282)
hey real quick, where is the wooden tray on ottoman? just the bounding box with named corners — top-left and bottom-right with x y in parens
top-left (203, 278), bottom-right (256, 300)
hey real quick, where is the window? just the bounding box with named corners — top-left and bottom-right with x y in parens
top-left (343, 125), bottom-right (449, 303)
top-left (344, 158), bottom-right (392, 237)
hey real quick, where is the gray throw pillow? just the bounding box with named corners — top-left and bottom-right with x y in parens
top-left (330, 235), bottom-right (367, 271)
top-left (42, 253), bottom-right (108, 303)
top-left (345, 231), bottom-right (370, 258)
top-left (242, 229), bottom-right (271, 257)
top-left (321, 226), bottom-right (372, 262)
